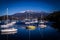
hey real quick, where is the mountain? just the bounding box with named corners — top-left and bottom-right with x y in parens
top-left (46, 11), bottom-right (60, 30)
top-left (12, 10), bottom-right (49, 19)
top-left (0, 10), bottom-right (49, 20)
top-left (0, 15), bottom-right (19, 20)
top-left (46, 11), bottom-right (60, 22)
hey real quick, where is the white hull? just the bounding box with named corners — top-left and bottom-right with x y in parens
top-left (25, 22), bottom-right (31, 24)
top-left (39, 21), bottom-right (44, 23)
top-left (25, 21), bottom-right (38, 24)
top-left (39, 24), bottom-right (46, 28)
top-left (39, 20), bottom-right (48, 23)
top-left (1, 21), bottom-right (16, 28)
top-left (1, 28), bottom-right (17, 32)
top-left (30, 21), bottom-right (38, 23)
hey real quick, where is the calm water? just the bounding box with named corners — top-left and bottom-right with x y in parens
top-left (0, 21), bottom-right (60, 40)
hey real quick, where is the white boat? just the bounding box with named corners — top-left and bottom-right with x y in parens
top-left (1, 28), bottom-right (17, 32)
top-left (30, 19), bottom-right (38, 23)
top-left (24, 12), bottom-right (32, 24)
top-left (1, 8), bottom-right (16, 28)
top-left (24, 18), bottom-right (38, 24)
top-left (1, 28), bottom-right (17, 34)
top-left (39, 24), bottom-right (46, 28)
top-left (1, 21), bottom-right (16, 28)
top-left (6, 21), bottom-right (16, 26)
top-left (24, 19), bottom-right (31, 24)
top-left (25, 22), bottom-right (31, 24)
top-left (1, 8), bottom-right (17, 34)
top-left (39, 20), bottom-right (47, 28)
top-left (39, 14), bottom-right (47, 28)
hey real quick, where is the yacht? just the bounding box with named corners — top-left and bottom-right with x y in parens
top-left (24, 19), bottom-right (31, 24)
top-left (30, 19), bottom-right (38, 24)
top-left (38, 14), bottom-right (47, 28)
top-left (1, 21), bottom-right (16, 28)
top-left (1, 28), bottom-right (17, 32)
top-left (1, 8), bottom-right (16, 28)
top-left (39, 23), bottom-right (46, 28)
top-left (1, 8), bottom-right (17, 34)
top-left (1, 28), bottom-right (17, 34)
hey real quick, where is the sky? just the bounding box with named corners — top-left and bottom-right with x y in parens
top-left (0, 0), bottom-right (60, 16)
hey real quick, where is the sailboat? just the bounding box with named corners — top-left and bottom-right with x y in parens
top-left (25, 18), bottom-right (38, 24)
top-left (24, 10), bottom-right (36, 30)
top-left (25, 18), bottom-right (31, 24)
top-left (25, 10), bottom-right (38, 24)
top-left (25, 11), bottom-right (31, 24)
top-left (38, 14), bottom-right (47, 28)
top-left (1, 8), bottom-right (17, 34)
top-left (1, 28), bottom-right (17, 34)
top-left (1, 8), bottom-right (16, 28)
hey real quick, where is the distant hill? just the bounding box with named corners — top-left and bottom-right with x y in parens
top-left (0, 11), bottom-right (49, 20)
top-left (46, 11), bottom-right (60, 30)
top-left (46, 11), bottom-right (60, 22)
top-left (12, 11), bottom-right (49, 19)
top-left (0, 15), bottom-right (19, 20)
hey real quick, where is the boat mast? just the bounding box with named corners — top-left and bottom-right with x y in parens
top-left (6, 8), bottom-right (8, 24)
top-left (41, 14), bottom-right (42, 21)
top-left (25, 10), bottom-right (27, 19)
top-left (41, 13), bottom-right (44, 21)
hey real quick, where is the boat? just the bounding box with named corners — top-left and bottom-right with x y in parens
top-left (23, 18), bottom-right (38, 24)
top-left (39, 20), bottom-right (47, 28)
top-left (21, 10), bottom-right (38, 24)
top-left (39, 24), bottom-right (46, 28)
top-left (24, 19), bottom-right (38, 24)
top-left (1, 28), bottom-right (17, 32)
top-left (30, 18), bottom-right (38, 24)
top-left (1, 28), bottom-right (17, 34)
top-left (24, 19), bottom-right (31, 24)
top-left (1, 8), bottom-right (16, 28)
top-left (26, 25), bottom-right (36, 30)
top-left (1, 21), bottom-right (16, 28)
top-left (38, 14), bottom-right (47, 28)
top-left (1, 8), bottom-right (17, 34)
